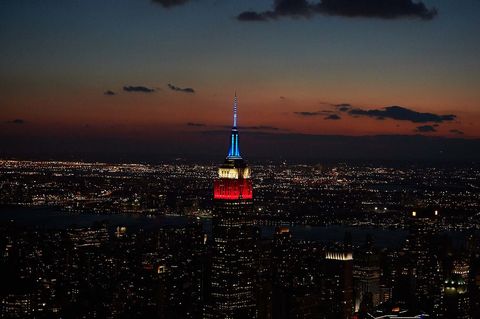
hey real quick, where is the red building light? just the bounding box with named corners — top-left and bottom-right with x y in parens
top-left (214, 179), bottom-right (252, 200)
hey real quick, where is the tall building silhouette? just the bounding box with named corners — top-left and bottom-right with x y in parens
top-left (272, 227), bottom-right (294, 319)
top-left (442, 258), bottom-right (471, 319)
top-left (205, 94), bottom-right (257, 318)
top-left (324, 250), bottom-right (354, 318)
top-left (354, 235), bottom-right (381, 313)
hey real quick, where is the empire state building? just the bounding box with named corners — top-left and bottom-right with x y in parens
top-left (206, 94), bottom-right (258, 318)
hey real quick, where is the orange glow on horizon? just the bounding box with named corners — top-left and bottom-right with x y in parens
top-left (1, 87), bottom-right (479, 138)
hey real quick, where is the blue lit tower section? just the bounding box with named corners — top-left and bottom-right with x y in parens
top-left (227, 94), bottom-right (241, 159)
top-left (207, 94), bottom-right (257, 318)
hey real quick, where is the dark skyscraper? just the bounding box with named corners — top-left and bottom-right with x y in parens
top-left (205, 95), bottom-right (257, 318)
top-left (324, 250), bottom-right (354, 318)
top-left (272, 227), bottom-right (294, 319)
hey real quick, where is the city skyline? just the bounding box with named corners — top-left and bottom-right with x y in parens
top-left (1, 0), bottom-right (480, 161)
top-left (2, 2), bottom-right (480, 316)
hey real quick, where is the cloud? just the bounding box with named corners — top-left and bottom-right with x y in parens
top-left (168, 83), bottom-right (195, 93)
top-left (151, 0), bottom-right (190, 8)
top-left (6, 119), bottom-right (26, 124)
top-left (294, 111), bottom-right (322, 116)
top-left (104, 90), bottom-right (116, 96)
top-left (317, 0), bottom-right (437, 20)
top-left (415, 125), bottom-right (436, 133)
top-left (241, 125), bottom-right (283, 131)
top-left (450, 129), bottom-right (464, 135)
top-left (187, 122), bottom-right (206, 127)
top-left (123, 86), bottom-right (155, 93)
top-left (343, 105), bottom-right (455, 123)
top-left (294, 110), bottom-right (340, 119)
top-left (333, 103), bottom-right (352, 112)
top-left (238, 11), bottom-right (269, 21)
top-left (238, 0), bottom-right (316, 21)
top-left (324, 114), bottom-right (341, 120)
top-left (237, 0), bottom-right (437, 22)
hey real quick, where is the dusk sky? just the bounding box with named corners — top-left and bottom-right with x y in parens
top-left (1, 0), bottom-right (480, 160)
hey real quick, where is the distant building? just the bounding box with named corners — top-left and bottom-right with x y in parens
top-left (324, 249), bottom-right (354, 318)
top-left (272, 227), bottom-right (293, 319)
top-left (68, 225), bottom-right (109, 248)
top-left (443, 261), bottom-right (471, 319)
top-left (353, 236), bottom-right (382, 313)
top-left (403, 208), bottom-right (443, 315)
top-left (1, 293), bottom-right (32, 318)
top-left (364, 301), bottom-right (429, 319)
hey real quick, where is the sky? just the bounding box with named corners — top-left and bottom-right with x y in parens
top-left (1, 0), bottom-right (480, 161)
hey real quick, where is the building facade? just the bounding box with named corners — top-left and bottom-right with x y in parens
top-left (205, 95), bottom-right (258, 318)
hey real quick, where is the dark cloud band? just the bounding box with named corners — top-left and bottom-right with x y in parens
top-left (241, 125), bottom-right (283, 131)
top-left (341, 105), bottom-right (455, 123)
top-left (294, 111), bottom-right (322, 116)
top-left (238, 0), bottom-right (437, 21)
top-left (168, 84), bottom-right (195, 93)
top-left (415, 125), bottom-right (436, 133)
top-left (152, 0), bottom-right (190, 8)
top-left (123, 86), bottom-right (155, 93)
top-left (324, 114), bottom-right (341, 120)
top-left (187, 122), bottom-right (206, 127)
top-left (294, 110), bottom-right (341, 120)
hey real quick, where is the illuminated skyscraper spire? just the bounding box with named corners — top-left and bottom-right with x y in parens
top-left (209, 93), bottom-right (255, 318)
top-left (233, 91), bottom-right (238, 128)
top-left (227, 93), bottom-right (241, 159)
